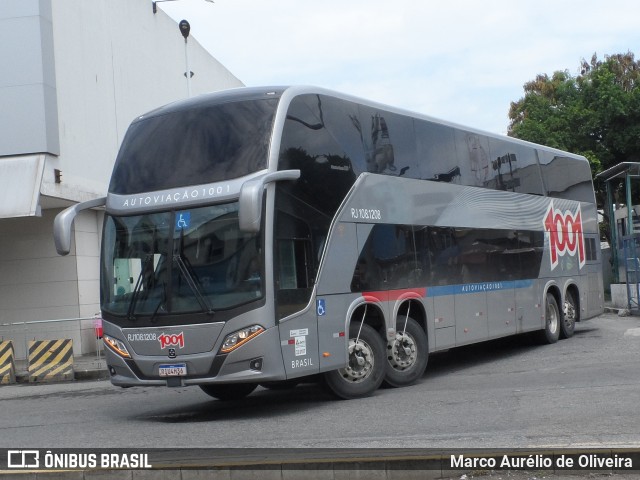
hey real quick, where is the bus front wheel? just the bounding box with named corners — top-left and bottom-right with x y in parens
top-left (323, 322), bottom-right (385, 399)
top-left (199, 383), bottom-right (257, 401)
top-left (383, 316), bottom-right (428, 388)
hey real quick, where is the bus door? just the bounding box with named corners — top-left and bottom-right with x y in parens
top-left (275, 211), bottom-right (320, 378)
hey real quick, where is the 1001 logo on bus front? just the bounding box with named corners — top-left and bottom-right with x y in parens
top-left (158, 332), bottom-right (184, 349)
top-left (543, 202), bottom-right (585, 270)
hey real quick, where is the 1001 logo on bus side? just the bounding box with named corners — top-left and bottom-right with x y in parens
top-left (543, 202), bottom-right (585, 270)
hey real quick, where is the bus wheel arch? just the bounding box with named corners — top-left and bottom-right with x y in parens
top-left (561, 284), bottom-right (580, 339)
top-left (323, 302), bottom-right (386, 399)
top-left (384, 299), bottom-right (429, 388)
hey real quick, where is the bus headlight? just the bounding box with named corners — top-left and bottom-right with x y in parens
top-left (103, 334), bottom-right (131, 358)
top-left (220, 325), bottom-right (264, 354)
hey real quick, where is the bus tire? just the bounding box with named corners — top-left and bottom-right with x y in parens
top-left (537, 292), bottom-right (561, 344)
top-left (383, 316), bottom-right (428, 388)
top-left (561, 290), bottom-right (577, 339)
top-left (323, 322), bottom-right (385, 400)
top-left (199, 383), bottom-right (257, 401)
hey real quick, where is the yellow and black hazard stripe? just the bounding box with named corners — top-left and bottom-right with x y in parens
top-left (0, 340), bottom-right (16, 385)
top-left (27, 339), bottom-right (74, 383)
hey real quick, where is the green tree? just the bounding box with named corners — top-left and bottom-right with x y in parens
top-left (508, 52), bottom-right (640, 208)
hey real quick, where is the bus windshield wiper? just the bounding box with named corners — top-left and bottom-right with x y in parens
top-left (127, 254), bottom-right (154, 321)
top-left (149, 282), bottom-right (167, 324)
top-left (173, 254), bottom-right (215, 315)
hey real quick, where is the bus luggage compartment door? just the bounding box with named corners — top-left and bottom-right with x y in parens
top-left (487, 287), bottom-right (516, 338)
top-left (454, 291), bottom-right (488, 345)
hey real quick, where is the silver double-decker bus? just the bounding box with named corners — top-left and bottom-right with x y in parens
top-left (54, 86), bottom-right (604, 400)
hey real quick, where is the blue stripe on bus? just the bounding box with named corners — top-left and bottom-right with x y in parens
top-left (427, 279), bottom-right (534, 297)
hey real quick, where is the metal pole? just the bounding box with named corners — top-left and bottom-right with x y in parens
top-left (179, 20), bottom-right (192, 98)
top-left (627, 172), bottom-right (633, 234)
top-left (607, 180), bottom-right (619, 283)
top-left (184, 38), bottom-right (191, 97)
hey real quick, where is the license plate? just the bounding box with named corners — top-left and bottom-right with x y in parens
top-left (159, 363), bottom-right (187, 377)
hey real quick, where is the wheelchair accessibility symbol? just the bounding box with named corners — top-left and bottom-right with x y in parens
top-left (175, 211), bottom-right (191, 230)
top-left (317, 299), bottom-right (326, 316)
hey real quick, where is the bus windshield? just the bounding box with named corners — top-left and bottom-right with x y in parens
top-left (109, 98), bottom-right (278, 195)
top-left (101, 202), bottom-right (263, 318)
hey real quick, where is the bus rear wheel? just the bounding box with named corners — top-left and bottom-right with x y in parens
top-left (199, 383), bottom-right (257, 401)
top-left (323, 322), bottom-right (385, 399)
top-left (383, 316), bottom-right (428, 388)
top-left (561, 290), bottom-right (577, 339)
top-left (537, 292), bottom-right (560, 344)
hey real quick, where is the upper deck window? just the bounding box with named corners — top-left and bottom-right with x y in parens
top-left (537, 150), bottom-right (595, 203)
top-left (109, 98), bottom-right (279, 195)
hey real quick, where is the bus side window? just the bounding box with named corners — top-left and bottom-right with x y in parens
top-left (275, 211), bottom-right (314, 319)
top-left (351, 224), bottom-right (419, 291)
top-left (278, 239), bottom-right (312, 289)
top-left (426, 227), bottom-right (462, 286)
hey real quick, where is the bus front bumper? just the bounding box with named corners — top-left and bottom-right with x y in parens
top-left (105, 325), bottom-right (287, 387)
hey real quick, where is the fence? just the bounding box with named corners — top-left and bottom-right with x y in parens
top-left (0, 316), bottom-right (102, 361)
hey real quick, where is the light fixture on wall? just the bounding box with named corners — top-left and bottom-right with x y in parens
top-left (152, 0), bottom-right (177, 14)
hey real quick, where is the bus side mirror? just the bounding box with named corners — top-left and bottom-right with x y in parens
top-left (238, 170), bottom-right (300, 233)
top-left (53, 197), bottom-right (106, 255)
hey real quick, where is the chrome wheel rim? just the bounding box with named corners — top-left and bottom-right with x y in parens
top-left (339, 338), bottom-right (375, 383)
top-left (388, 332), bottom-right (417, 371)
top-left (547, 300), bottom-right (559, 334)
top-left (563, 299), bottom-right (576, 328)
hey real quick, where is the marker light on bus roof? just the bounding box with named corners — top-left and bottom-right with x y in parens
top-left (220, 325), bottom-right (265, 354)
top-left (103, 334), bottom-right (131, 358)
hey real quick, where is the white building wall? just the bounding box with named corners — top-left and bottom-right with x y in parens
top-left (0, 0), bottom-right (59, 157)
top-left (0, 0), bottom-right (244, 359)
top-left (42, 0), bottom-right (243, 203)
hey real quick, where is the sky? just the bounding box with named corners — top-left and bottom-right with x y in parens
top-left (160, 0), bottom-right (640, 135)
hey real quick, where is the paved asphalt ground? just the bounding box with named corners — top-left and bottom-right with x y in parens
top-left (1, 311), bottom-right (640, 479)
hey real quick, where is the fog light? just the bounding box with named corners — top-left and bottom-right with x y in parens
top-left (250, 358), bottom-right (263, 371)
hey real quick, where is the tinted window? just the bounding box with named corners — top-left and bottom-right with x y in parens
top-left (454, 129), bottom-right (490, 187)
top-left (351, 224), bottom-right (418, 291)
top-left (416, 121), bottom-right (459, 183)
top-left (358, 106), bottom-right (418, 178)
top-left (110, 99), bottom-right (278, 194)
top-left (279, 95), bottom-right (359, 217)
top-left (275, 209), bottom-right (315, 319)
top-left (425, 227), bottom-right (543, 285)
top-left (537, 150), bottom-right (595, 203)
top-left (487, 138), bottom-right (545, 195)
top-left (318, 95), bottom-right (367, 175)
top-left (351, 225), bottom-right (544, 292)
